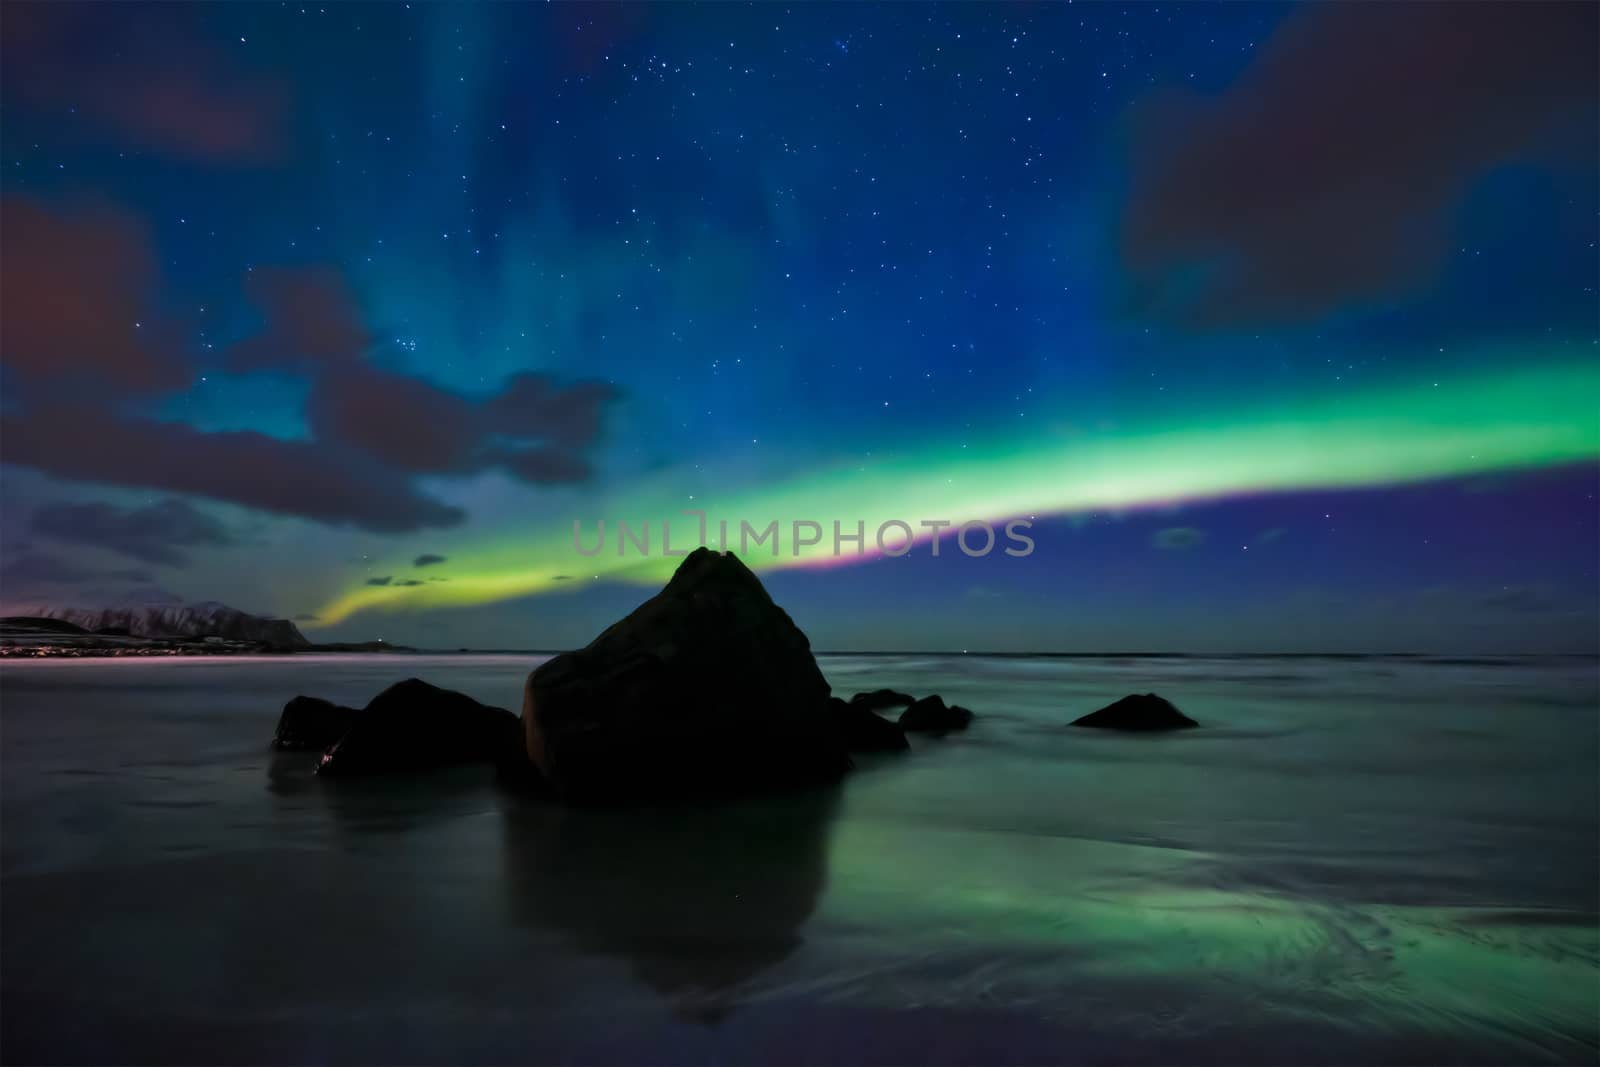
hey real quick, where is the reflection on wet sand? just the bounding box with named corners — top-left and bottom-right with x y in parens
top-left (270, 749), bottom-right (842, 1022)
top-left (499, 786), bottom-right (841, 1022)
top-left (267, 749), bottom-right (501, 838)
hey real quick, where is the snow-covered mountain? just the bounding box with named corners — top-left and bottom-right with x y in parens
top-left (32, 599), bottom-right (309, 649)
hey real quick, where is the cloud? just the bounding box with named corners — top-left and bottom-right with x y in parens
top-left (0, 552), bottom-right (153, 588)
top-left (413, 554), bottom-right (447, 567)
top-left (394, 579), bottom-right (424, 587)
top-left (306, 365), bottom-right (616, 485)
top-left (0, 210), bottom-right (616, 533)
top-left (235, 269), bottom-right (621, 486)
top-left (1122, 3), bottom-right (1597, 327)
top-left (1151, 527), bottom-right (1206, 551)
top-left (228, 268), bottom-right (374, 372)
top-left (1, 5), bottom-right (289, 165)
top-left (31, 498), bottom-right (232, 567)
top-left (365, 576), bottom-right (394, 586)
top-left (0, 197), bottom-right (191, 394)
top-left (2, 405), bottom-right (466, 533)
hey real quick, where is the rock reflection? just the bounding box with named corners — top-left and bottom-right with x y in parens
top-left (499, 786), bottom-right (840, 1022)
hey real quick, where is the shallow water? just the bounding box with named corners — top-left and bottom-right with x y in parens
top-left (3, 653), bottom-right (1596, 1064)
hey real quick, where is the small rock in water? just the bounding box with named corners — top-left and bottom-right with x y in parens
top-left (897, 694), bottom-right (974, 734)
top-left (848, 688), bottom-right (917, 712)
top-left (828, 696), bottom-right (909, 753)
top-left (317, 678), bottom-right (521, 776)
top-left (272, 695), bottom-right (360, 751)
top-left (1071, 693), bottom-right (1198, 731)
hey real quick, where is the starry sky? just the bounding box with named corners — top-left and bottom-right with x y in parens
top-left (1, 1), bottom-right (1596, 652)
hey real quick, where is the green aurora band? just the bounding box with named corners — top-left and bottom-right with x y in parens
top-left (312, 358), bottom-right (1600, 627)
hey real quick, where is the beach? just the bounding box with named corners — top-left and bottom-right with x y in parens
top-left (3, 652), bottom-right (1596, 1064)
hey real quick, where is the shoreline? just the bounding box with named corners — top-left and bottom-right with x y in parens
top-left (0, 640), bottom-right (419, 659)
top-left (3, 645), bottom-right (1594, 661)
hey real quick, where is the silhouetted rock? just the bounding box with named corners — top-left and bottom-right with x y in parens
top-left (317, 678), bottom-right (521, 776)
top-left (1072, 693), bottom-right (1198, 731)
top-left (828, 696), bottom-right (909, 753)
top-left (898, 694), bottom-right (974, 734)
top-left (522, 548), bottom-right (850, 804)
top-left (272, 695), bottom-right (359, 751)
top-left (848, 688), bottom-right (916, 712)
top-left (494, 732), bottom-right (553, 795)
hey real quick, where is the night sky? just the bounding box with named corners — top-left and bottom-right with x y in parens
top-left (1, 2), bottom-right (1596, 652)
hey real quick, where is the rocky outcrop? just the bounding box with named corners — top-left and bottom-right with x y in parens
top-left (317, 678), bottom-right (522, 776)
top-left (898, 694), bottom-right (974, 734)
top-left (828, 696), bottom-right (909, 753)
top-left (521, 548), bottom-right (850, 804)
top-left (1071, 693), bottom-right (1198, 731)
top-left (272, 695), bottom-right (360, 751)
top-left (849, 688), bottom-right (916, 713)
top-left (34, 599), bottom-right (308, 650)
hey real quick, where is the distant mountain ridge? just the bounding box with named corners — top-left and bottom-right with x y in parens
top-left (30, 600), bottom-right (309, 650)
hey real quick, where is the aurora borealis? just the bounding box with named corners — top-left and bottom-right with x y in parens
top-left (1, 2), bottom-right (1596, 651)
top-left (313, 357), bottom-right (1600, 627)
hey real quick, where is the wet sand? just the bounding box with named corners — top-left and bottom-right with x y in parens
top-left (3, 654), bottom-right (1596, 1064)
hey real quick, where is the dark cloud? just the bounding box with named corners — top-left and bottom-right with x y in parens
top-left (1, 404), bottom-right (465, 533)
top-left (413, 554), bottom-right (447, 567)
top-left (0, 198), bottom-right (190, 394)
top-left (492, 441), bottom-right (595, 484)
top-left (490, 373), bottom-right (616, 453)
top-left (551, 3), bottom-right (653, 77)
top-left (1122, 3), bottom-right (1597, 327)
top-left (31, 498), bottom-right (232, 567)
top-left (306, 365), bottom-right (616, 485)
top-left (235, 269), bottom-right (621, 486)
top-left (394, 579), bottom-right (424, 587)
top-left (228, 268), bottom-right (374, 373)
top-left (0, 213), bottom-right (614, 533)
top-left (1151, 527), bottom-right (1206, 551)
top-left (1, 4), bottom-right (289, 165)
top-left (0, 552), bottom-right (153, 588)
top-left (365, 576), bottom-right (394, 586)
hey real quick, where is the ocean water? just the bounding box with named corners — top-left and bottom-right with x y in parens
top-left (2, 653), bottom-right (1596, 1065)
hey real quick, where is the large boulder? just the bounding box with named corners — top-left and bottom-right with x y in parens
top-left (522, 548), bottom-right (851, 804)
top-left (317, 678), bottom-right (522, 776)
top-left (828, 696), bottom-right (909, 753)
top-left (897, 694), bottom-right (974, 734)
top-left (272, 695), bottom-right (360, 751)
top-left (1071, 693), bottom-right (1198, 731)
